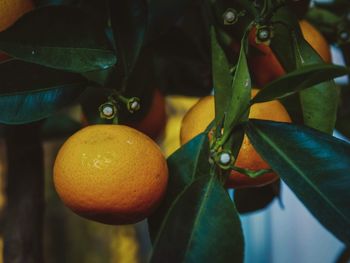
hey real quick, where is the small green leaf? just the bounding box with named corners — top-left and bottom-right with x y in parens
top-left (148, 133), bottom-right (210, 242)
top-left (0, 6), bottom-right (116, 73)
top-left (271, 7), bottom-right (339, 134)
top-left (245, 119), bottom-right (350, 245)
top-left (336, 86), bottom-right (350, 138)
top-left (213, 37), bottom-right (251, 153)
top-left (293, 32), bottom-right (339, 134)
top-left (0, 60), bottom-right (86, 124)
top-left (211, 27), bottom-right (232, 125)
top-left (150, 176), bottom-right (244, 263)
top-left (110, 0), bottom-right (147, 78)
top-left (271, 8), bottom-right (298, 71)
top-left (223, 38), bottom-right (251, 134)
top-left (252, 64), bottom-right (349, 103)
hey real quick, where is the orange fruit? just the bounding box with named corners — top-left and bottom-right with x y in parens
top-left (128, 89), bottom-right (167, 140)
top-left (53, 124), bottom-right (168, 225)
top-left (180, 89), bottom-right (291, 188)
top-left (249, 20), bottom-right (331, 86)
top-left (299, 20), bottom-right (331, 63)
top-left (0, 0), bottom-right (34, 32)
top-left (0, 0), bottom-right (34, 61)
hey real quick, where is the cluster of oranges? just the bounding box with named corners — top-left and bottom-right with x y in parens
top-left (54, 18), bottom-right (331, 225)
top-left (0, 1), bottom-right (329, 225)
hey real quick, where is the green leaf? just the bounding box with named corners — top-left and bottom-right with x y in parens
top-left (0, 60), bottom-right (86, 124)
top-left (110, 0), bottom-right (147, 77)
top-left (234, 180), bottom-right (281, 214)
top-left (0, 6), bottom-right (116, 73)
top-left (81, 66), bottom-right (119, 87)
top-left (252, 64), bottom-right (349, 103)
top-left (148, 133), bottom-right (210, 241)
top-left (293, 32), bottom-right (339, 134)
top-left (223, 39), bottom-right (251, 132)
top-left (150, 176), bottom-right (244, 263)
top-left (271, 7), bottom-right (339, 134)
top-left (336, 86), bottom-right (350, 139)
top-left (271, 8), bottom-right (298, 71)
top-left (245, 119), bottom-right (350, 245)
top-left (216, 38), bottom-right (251, 154)
top-left (211, 27), bottom-right (232, 125)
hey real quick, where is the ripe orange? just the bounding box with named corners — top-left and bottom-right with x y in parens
top-left (0, 0), bottom-right (34, 61)
top-left (180, 89), bottom-right (291, 188)
top-left (249, 20), bottom-right (331, 86)
top-left (128, 89), bottom-right (167, 140)
top-left (53, 125), bottom-right (168, 225)
top-left (0, 0), bottom-right (34, 32)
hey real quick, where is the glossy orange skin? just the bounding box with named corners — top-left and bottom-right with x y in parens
top-left (129, 89), bottom-right (167, 140)
top-left (248, 20), bottom-right (331, 86)
top-left (54, 125), bottom-right (168, 225)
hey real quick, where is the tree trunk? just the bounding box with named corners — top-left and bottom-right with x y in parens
top-left (3, 123), bottom-right (44, 263)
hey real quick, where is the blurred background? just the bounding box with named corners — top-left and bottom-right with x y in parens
top-left (0, 0), bottom-right (349, 262)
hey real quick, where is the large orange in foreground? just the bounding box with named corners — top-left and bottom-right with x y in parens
top-left (180, 89), bottom-right (291, 188)
top-left (249, 20), bottom-right (332, 86)
top-left (54, 125), bottom-right (168, 225)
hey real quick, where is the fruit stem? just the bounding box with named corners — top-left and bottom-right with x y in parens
top-left (231, 166), bottom-right (273, 178)
top-left (212, 102), bottom-right (252, 152)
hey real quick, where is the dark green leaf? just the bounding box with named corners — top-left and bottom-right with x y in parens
top-left (336, 85), bottom-right (350, 139)
top-left (293, 33), bottom-right (339, 134)
top-left (151, 176), bottom-right (244, 263)
top-left (271, 8), bottom-right (298, 71)
top-left (252, 64), bottom-right (349, 103)
top-left (222, 39), bottom-right (251, 146)
top-left (234, 179), bottom-right (281, 214)
top-left (245, 119), bottom-right (350, 245)
top-left (211, 27), bottom-right (232, 125)
top-left (110, 0), bottom-right (147, 77)
top-left (0, 6), bottom-right (116, 73)
top-left (81, 66), bottom-right (119, 87)
top-left (271, 7), bottom-right (339, 134)
top-left (148, 133), bottom-right (210, 241)
top-left (0, 60), bottom-right (86, 124)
